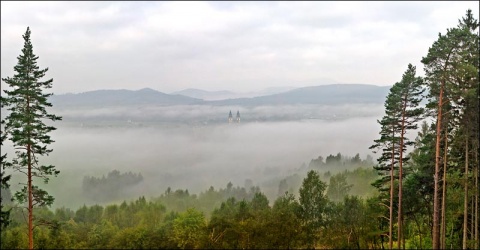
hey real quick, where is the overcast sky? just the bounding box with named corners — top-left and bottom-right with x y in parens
top-left (1, 1), bottom-right (478, 94)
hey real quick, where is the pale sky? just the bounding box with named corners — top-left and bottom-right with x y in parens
top-left (1, 1), bottom-right (478, 94)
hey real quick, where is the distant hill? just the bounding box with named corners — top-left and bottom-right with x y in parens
top-left (208, 84), bottom-right (391, 106)
top-left (49, 84), bottom-right (391, 108)
top-left (171, 86), bottom-right (297, 100)
top-left (171, 88), bottom-right (237, 101)
top-left (249, 86), bottom-right (298, 96)
top-left (50, 88), bottom-right (203, 107)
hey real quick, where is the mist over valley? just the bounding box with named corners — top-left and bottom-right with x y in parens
top-left (5, 85), bottom-right (386, 209)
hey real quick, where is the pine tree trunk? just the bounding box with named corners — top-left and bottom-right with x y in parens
top-left (398, 99), bottom-right (407, 250)
top-left (390, 170), bottom-right (394, 250)
top-left (475, 149), bottom-right (478, 250)
top-left (390, 128), bottom-right (395, 250)
top-left (475, 100), bottom-right (479, 250)
top-left (463, 134), bottom-right (468, 249)
top-left (441, 131), bottom-right (448, 249)
top-left (388, 129), bottom-right (395, 249)
top-left (28, 143), bottom-right (33, 249)
top-left (433, 79), bottom-right (444, 249)
top-left (476, 87), bottom-right (479, 250)
top-left (471, 197), bottom-right (474, 240)
top-left (27, 96), bottom-right (33, 250)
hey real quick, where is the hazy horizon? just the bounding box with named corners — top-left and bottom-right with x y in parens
top-left (2, 2), bottom-right (478, 94)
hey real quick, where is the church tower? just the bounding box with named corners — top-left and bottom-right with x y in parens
top-left (228, 110), bottom-right (233, 123)
top-left (236, 110), bottom-right (240, 123)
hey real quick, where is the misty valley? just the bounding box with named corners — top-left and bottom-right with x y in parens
top-left (4, 103), bottom-right (383, 209)
top-left (3, 102), bottom-right (387, 249)
top-left (2, 98), bottom-right (392, 249)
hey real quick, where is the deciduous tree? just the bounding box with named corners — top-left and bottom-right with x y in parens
top-left (298, 170), bottom-right (328, 248)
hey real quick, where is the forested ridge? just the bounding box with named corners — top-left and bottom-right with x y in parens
top-left (1, 9), bottom-right (479, 250)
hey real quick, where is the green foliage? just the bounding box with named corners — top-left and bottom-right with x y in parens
top-left (82, 170), bottom-right (143, 202)
top-left (346, 167), bottom-right (378, 197)
top-left (0, 162), bottom-right (475, 249)
top-left (171, 208), bottom-right (207, 249)
top-left (1, 27), bottom-right (62, 249)
top-left (1, 226), bottom-right (29, 249)
top-left (321, 195), bottom-right (378, 248)
top-left (2, 26), bottom-right (62, 193)
top-left (326, 172), bottom-right (353, 203)
top-left (0, 80), bottom-right (12, 229)
top-left (420, 9), bottom-right (479, 249)
top-left (0, 184), bottom-right (11, 229)
top-left (269, 192), bottom-right (302, 248)
top-left (298, 170), bottom-right (328, 248)
top-left (370, 63), bottom-right (425, 192)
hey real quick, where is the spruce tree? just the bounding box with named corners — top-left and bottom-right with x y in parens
top-left (2, 27), bottom-right (62, 249)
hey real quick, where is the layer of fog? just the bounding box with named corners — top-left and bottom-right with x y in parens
top-left (4, 104), bottom-right (404, 209)
top-left (51, 103), bottom-right (385, 125)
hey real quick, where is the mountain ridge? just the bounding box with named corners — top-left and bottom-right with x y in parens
top-left (49, 84), bottom-right (391, 108)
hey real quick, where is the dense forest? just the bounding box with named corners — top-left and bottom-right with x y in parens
top-left (1, 9), bottom-right (479, 250)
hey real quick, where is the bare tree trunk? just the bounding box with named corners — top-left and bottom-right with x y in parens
top-left (433, 79), bottom-right (444, 249)
top-left (441, 131), bottom-right (448, 249)
top-left (463, 134), bottom-right (469, 249)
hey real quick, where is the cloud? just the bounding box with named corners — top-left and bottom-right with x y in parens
top-left (1, 1), bottom-right (479, 94)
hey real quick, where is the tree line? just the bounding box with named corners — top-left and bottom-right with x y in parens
top-left (0, 172), bottom-right (393, 249)
top-left (82, 170), bottom-right (144, 202)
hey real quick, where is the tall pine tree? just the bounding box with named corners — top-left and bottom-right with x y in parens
top-left (370, 64), bottom-right (424, 249)
top-left (370, 90), bottom-right (401, 249)
top-left (421, 10), bottom-right (479, 248)
top-left (2, 27), bottom-right (62, 249)
top-left (421, 26), bottom-right (461, 250)
top-left (394, 64), bottom-right (425, 249)
top-left (452, 11), bottom-right (479, 249)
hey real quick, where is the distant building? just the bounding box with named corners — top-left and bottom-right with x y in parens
top-left (228, 110), bottom-right (233, 123)
top-left (228, 110), bottom-right (241, 123)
